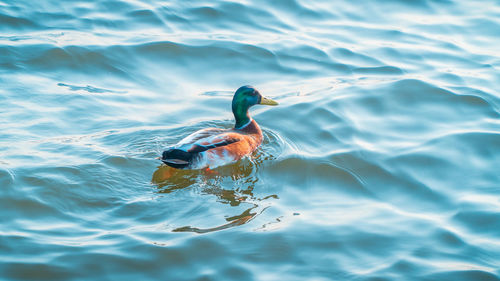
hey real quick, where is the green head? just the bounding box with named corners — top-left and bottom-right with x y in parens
top-left (232, 85), bottom-right (278, 129)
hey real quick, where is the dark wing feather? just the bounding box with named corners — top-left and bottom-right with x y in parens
top-left (187, 137), bottom-right (240, 153)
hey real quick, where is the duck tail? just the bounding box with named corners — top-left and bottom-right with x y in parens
top-left (161, 149), bottom-right (193, 169)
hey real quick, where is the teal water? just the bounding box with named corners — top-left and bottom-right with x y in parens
top-left (1, 0), bottom-right (500, 280)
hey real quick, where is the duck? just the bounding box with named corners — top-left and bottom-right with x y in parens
top-left (161, 85), bottom-right (278, 170)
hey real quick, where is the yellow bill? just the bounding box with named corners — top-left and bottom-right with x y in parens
top-left (259, 96), bottom-right (279, 106)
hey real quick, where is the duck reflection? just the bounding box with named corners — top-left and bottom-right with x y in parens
top-left (151, 156), bottom-right (277, 233)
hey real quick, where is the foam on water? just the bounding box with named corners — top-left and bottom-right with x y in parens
top-left (1, 0), bottom-right (500, 280)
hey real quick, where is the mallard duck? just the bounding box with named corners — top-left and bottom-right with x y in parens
top-left (161, 85), bottom-right (278, 170)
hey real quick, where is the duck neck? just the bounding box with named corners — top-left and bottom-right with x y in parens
top-left (232, 103), bottom-right (251, 129)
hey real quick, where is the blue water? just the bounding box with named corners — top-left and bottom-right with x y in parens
top-left (1, 0), bottom-right (500, 280)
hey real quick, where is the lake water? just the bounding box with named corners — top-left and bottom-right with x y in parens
top-left (1, 0), bottom-right (500, 280)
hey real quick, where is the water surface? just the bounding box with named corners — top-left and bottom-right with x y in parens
top-left (1, 0), bottom-right (500, 280)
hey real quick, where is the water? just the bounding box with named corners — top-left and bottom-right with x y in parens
top-left (1, 0), bottom-right (500, 280)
